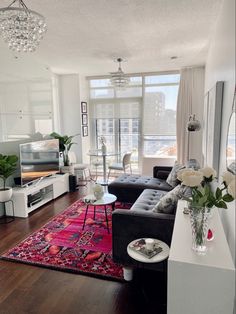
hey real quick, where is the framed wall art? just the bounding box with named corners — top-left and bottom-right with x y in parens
top-left (81, 102), bottom-right (87, 113)
top-left (82, 113), bottom-right (88, 125)
top-left (82, 125), bottom-right (88, 137)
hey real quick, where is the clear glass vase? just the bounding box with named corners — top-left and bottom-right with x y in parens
top-left (189, 206), bottom-right (211, 254)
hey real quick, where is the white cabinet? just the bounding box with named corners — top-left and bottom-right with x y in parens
top-left (167, 200), bottom-right (235, 314)
top-left (6, 174), bottom-right (69, 218)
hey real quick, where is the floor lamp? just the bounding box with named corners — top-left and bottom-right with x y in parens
top-left (186, 114), bottom-right (201, 169)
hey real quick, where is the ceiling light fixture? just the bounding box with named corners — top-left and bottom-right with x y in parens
top-left (0, 0), bottom-right (47, 53)
top-left (110, 58), bottom-right (130, 89)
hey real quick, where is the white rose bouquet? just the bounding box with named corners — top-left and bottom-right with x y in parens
top-left (177, 167), bottom-right (235, 209)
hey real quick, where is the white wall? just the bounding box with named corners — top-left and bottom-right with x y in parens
top-left (79, 76), bottom-right (91, 164)
top-left (56, 74), bottom-right (82, 162)
top-left (54, 74), bottom-right (91, 164)
top-left (205, 0), bottom-right (235, 263)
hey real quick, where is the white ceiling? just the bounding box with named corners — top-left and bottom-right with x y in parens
top-left (0, 0), bottom-right (222, 78)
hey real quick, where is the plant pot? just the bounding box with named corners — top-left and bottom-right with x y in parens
top-left (60, 165), bottom-right (74, 175)
top-left (0, 187), bottom-right (13, 202)
top-left (189, 206), bottom-right (211, 255)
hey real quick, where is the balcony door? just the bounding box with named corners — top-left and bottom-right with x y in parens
top-left (94, 99), bottom-right (141, 170)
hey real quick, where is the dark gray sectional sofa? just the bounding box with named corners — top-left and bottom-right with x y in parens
top-left (108, 166), bottom-right (173, 203)
top-left (109, 166), bottom-right (176, 271)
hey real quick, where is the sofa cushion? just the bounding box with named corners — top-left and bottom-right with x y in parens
top-left (130, 189), bottom-right (167, 212)
top-left (108, 173), bottom-right (172, 203)
top-left (166, 162), bottom-right (185, 187)
top-left (153, 185), bottom-right (188, 214)
top-left (109, 174), bottom-right (172, 191)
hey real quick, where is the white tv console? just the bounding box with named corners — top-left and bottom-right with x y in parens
top-left (6, 174), bottom-right (69, 218)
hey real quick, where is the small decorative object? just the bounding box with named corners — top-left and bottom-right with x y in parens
top-left (93, 184), bottom-right (104, 200)
top-left (177, 167), bottom-right (235, 254)
top-left (81, 102), bottom-right (87, 113)
top-left (183, 207), bottom-right (190, 215)
top-left (0, 154), bottom-right (18, 202)
top-left (99, 136), bottom-right (107, 154)
top-left (145, 238), bottom-right (154, 251)
top-left (187, 114), bottom-right (201, 131)
top-left (207, 229), bottom-right (214, 241)
top-left (186, 159), bottom-right (200, 170)
top-left (0, 0), bottom-right (47, 53)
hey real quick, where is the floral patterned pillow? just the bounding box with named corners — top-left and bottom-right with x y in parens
top-left (152, 185), bottom-right (189, 214)
top-left (166, 162), bottom-right (185, 187)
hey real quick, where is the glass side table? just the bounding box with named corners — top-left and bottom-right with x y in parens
top-left (0, 200), bottom-right (15, 224)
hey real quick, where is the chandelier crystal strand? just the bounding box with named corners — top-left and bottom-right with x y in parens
top-left (0, 0), bottom-right (47, 53)
top-left (110, 58), bottom-right (130, 89)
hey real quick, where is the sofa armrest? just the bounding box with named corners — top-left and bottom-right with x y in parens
top-left (112, 209), bottom-right (175, 266)
top-left (153, 166), bottom-right (172, 179)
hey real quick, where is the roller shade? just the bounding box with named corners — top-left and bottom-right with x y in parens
top-left (91, 100), bottom-right (141, 119)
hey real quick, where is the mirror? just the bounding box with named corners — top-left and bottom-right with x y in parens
top-left (226, 90), bottom-right (236, 174)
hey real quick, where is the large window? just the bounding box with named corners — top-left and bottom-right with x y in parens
top-left (143, 74), bottom-right (180, 157)
top-left (89, 72), bottom-right (180, 171)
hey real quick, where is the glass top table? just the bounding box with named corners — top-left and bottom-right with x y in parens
top-left (88, 150), bottom-right (119, 185)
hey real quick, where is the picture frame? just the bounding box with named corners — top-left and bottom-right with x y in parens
top-left (81, 102), bottom-right (87, 113)
top-left (82, 114), bottom-right (88, 125)
top-left (82, 125), bottom-right (88, 137)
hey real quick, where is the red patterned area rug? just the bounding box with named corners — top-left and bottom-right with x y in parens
top-left (1, 200), bottom-right (131, 281)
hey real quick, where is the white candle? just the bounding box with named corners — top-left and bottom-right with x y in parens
top-left (145, 238), bottom-right (154, 251)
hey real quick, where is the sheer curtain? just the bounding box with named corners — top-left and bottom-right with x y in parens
top-left (176, 67), bottom-right (205, 164)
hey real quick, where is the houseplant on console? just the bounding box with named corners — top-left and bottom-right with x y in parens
top-left (177, 167), bottom-right (235, 254)
top-left (50, 132), bottom-right (78, 173)
top-left (0, 154), bottom-right (18, 202)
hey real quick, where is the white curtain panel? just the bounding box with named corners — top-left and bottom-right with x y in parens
top-left (176, 67), bottom-right (205, 164)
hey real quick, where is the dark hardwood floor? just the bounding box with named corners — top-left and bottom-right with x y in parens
top-left (0, 186), bottom-right (167, 314)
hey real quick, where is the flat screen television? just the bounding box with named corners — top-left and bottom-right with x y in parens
top-left (20, 139), bottom-right (60, 186)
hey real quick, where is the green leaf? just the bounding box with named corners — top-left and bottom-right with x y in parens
top-left (216, 187), bottom-right (222, 199)
top-left (215, 201), bottom-right (227, 209)
top-left (223, 194), bottom-right (234, 202)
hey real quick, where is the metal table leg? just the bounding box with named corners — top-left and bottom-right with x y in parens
top-left (104, 205), bottom-right (109, 233)
top-left (82, 204), bottom-right (89, 230)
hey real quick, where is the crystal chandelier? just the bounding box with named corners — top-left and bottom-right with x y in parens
top-left (110, 58), bottom-right (130, 89)
top-left (0, 0), bottom-right (47, 52)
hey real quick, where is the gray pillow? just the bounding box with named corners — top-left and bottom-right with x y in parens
top-left (166, 162), bottom-right (185, 187)
top-left (152, 185), bottom-right (189, 214)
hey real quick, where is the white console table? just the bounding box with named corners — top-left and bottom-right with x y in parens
top-left (6, 174), bottom-right (69, 218)
top-left (168, 200), bottom-right (235, 314)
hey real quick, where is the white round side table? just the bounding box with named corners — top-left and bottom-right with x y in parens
top-left (123, 238), bottom-right (170, 281)
top-left (82, 193), bottom-right (117, 233)
top-left (127, 238), bottom-right (170, 263)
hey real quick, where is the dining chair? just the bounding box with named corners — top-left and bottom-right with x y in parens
top-left (68, 151), bottom-right (93, 186)
top-left (107, 152), bottom-right (132, 180)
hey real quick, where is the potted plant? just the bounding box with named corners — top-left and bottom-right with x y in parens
top-left (50, 132), bottom-right (78, 173)
top-left (0, 154), bottom-right (18, 202)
